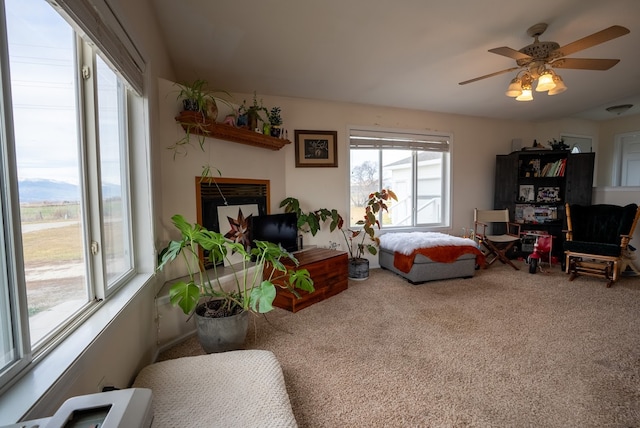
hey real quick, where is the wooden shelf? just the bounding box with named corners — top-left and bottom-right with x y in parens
top-left (175, 111), bottom-right (292, 151)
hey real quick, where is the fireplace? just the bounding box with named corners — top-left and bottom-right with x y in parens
top-left (196, 177), bottom-right (270, 266)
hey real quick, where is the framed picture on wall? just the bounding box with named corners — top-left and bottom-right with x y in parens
top-left (294, 130), bottom-right (338, 167)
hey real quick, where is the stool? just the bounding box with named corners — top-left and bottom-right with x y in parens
top-left (132, 350), bottom-right (298, 427)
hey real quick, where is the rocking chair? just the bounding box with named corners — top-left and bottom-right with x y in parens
top-left (564, 203), bottom-right (640, 287)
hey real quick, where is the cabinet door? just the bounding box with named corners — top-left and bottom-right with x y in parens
top-left (565, 153), bottom-right (595, 205)
top-left (494, 154), bottom-right (518, 210)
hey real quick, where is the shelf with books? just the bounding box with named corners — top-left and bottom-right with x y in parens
top-left (495, 150), bottom-right (595, 260)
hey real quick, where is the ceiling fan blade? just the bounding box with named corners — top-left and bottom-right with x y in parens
top-left (552, 25), bottom-right (630, 58)
top-left (488, 47), bottom-right (532, 61)
top-left (459, 67), bottom-right (520, 85)
top-left (551, 58), bottom-right (620, 70)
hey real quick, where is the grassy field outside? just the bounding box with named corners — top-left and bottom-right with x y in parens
top-left (20, 201), bottom-right (123, 320)
top-left (20, 202), bottom-right (80, 223)
top-left (22, 224), bottom-right (83, 263)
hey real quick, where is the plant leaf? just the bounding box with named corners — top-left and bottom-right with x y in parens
top-left (289, 269), bottom-right (314, 292)
top-left (157, 239), bottom-right (184, 271)
top-left (250, 280), bottom-right (276, 313)
top-left (169, 280), bottom-right (200, 314)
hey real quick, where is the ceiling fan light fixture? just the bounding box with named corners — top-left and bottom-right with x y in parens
top-left (547, 75), bottom-right (567, 95)
top-left (505, 78), bottom-right (523, 97)
top-left (461, 23), bottom-right (628, 102)
top-left (515, 84), bottom-right (533, 101)
top-left (535, 71), bottom-right (556, 92)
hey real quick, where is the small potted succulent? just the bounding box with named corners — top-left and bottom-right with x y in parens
top-left (268, 107), bottom-right (283, 137)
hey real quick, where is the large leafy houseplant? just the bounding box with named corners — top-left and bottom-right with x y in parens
top-left (279, 197), bottom-right (343, 237)
top-left (343, 189), bottom-right (397, 259)
top-left (279, 188), bottom-right (397, 259)
top-left (158, 214), bottom-right (314, 351)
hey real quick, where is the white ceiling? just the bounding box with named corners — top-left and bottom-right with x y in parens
top-left (150, 0), bottom-right (640, 122)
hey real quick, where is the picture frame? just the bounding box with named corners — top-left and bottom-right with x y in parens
top-left (201, 196), bottom-right (268, 267)
top-left (294, 130), bottom-right (338, 167)
top-left (518, 184), bottom-right (535, 202)
top-left (536, 186), bottom-right (561, 203)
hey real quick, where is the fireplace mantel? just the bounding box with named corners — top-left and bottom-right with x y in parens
top-left (176, 111), bottom-right (292, 151)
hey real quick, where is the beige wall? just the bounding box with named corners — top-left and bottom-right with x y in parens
top-left (534, 113), bottom-right (640, 188)
top-left (157, 81), bottom-right (536, 269)
top-left (156, 84), bottom-right (640, 274)
top-left (534, 119), bottom-right (600, 185)
top-left (597, 113), bottom-right (640, 187)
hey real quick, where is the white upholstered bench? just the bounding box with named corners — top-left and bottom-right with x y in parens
top-left (132, 350), bottom-right (297, 427)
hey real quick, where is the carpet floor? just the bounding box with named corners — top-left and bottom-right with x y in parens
top-left (159, 261), bottom-right (640, 427)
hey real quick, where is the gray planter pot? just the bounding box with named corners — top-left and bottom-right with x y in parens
top-left (195, 308), bottom-right (249, 354)
top-left (348, 258), bottom-right (369, 280)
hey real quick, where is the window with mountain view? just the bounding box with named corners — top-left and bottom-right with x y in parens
top-left (0, 0), bottom-right (139, 383)
top-left (7, 0), bottom-right (89, 345)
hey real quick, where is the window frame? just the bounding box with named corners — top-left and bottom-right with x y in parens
top-left (349, 125), bottom-right (452, 231)
top-left (0, 0), bottom-right (148, 397)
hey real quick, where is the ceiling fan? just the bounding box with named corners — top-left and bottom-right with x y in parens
top-left (459, 23), bottom-right (630, 100)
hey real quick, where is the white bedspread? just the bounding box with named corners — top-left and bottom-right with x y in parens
top-left (379, 232), bottom-right (477, 255)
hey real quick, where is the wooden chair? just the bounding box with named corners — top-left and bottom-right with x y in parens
top-left (474, 208), bottom-right (521, 270)
top-left (564, 203), bottom-right (640, 287)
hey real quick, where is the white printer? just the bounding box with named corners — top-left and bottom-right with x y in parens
top-left (1, 388), bottom-right (152, 428)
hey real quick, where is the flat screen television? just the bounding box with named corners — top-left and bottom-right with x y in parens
top-left (249, 212), bottom-right (299, 253)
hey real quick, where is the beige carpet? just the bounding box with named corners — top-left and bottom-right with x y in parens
top-left (158, 261), bottom-right (640, 427)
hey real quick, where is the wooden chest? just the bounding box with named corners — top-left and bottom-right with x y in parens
top-left (267, 248), bottom-right (348, 312)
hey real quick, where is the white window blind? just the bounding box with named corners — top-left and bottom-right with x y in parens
top-left (47, 0), bottom-right (145, 95)
top-left (350, 128), bottom-right (450, 152)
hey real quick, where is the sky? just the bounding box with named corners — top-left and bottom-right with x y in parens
top-left (5, 0), bottom-right (121, 187)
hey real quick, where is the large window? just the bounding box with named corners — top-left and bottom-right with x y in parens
top-left (0, 0), bottom-right (144, 389)
top-left (349, 127), bottom-right (451, 229)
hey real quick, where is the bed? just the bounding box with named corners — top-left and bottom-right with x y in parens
top-left (378, 232), bottom-right (485, 284)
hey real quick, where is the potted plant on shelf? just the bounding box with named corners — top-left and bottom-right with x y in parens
top-left (176, 78), bottom-right (208, 114)
top-left (171, 79), bottom-right (235, 175)
top-left (158, 214), bottom-right (314, 353)
top-left (237, 92), bottom-right (268, 131)
top-left (548, 138), bottom-right (569, 151)
top-left (268, 106), bottom-right (283, 138)
top-left (175, 79), bottom-right (233, 122)
top-left (280, 188), bottom-right (397, 280)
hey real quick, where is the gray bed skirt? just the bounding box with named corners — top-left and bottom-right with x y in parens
top-left (379, 248), bottom-right (477, 284)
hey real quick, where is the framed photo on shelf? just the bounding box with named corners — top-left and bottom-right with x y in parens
top-left (294, 130), bottom-right (338, 167)
top-left (536, 186), bottom-right (561, 203)
top-left (518, 184), bottom-right (535, 202)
